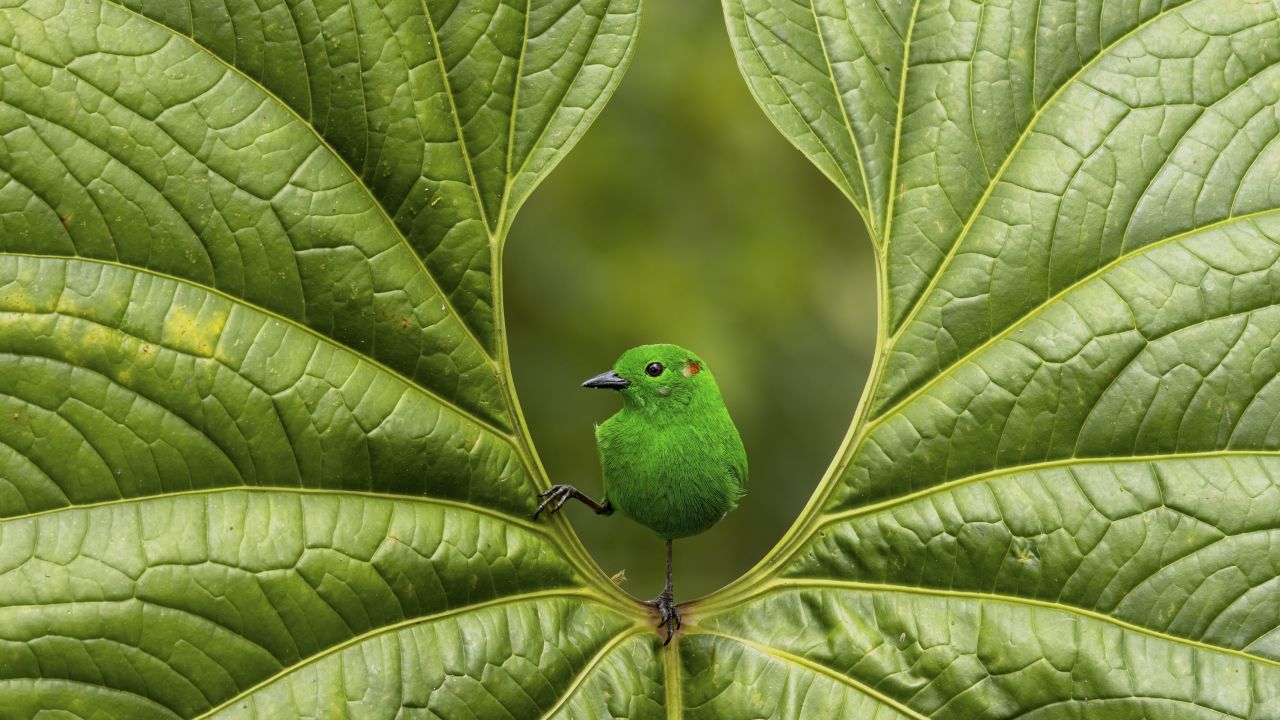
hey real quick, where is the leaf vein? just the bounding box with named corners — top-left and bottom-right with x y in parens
top-left (94, 0), bottom-right (499, 366)
top-left (742, 580), bottom-right (1280, 671)
top-left (691, 629), bottom-right (929, 720)
top-left (885, 0), bottom-right (1203, 338)
top-left (191, 589), bottom-right (605, 719)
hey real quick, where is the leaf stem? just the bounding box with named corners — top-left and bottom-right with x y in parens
top-left (690, 223), bottom-right (893, 611)
top-left (663, 635), bottom-right (684, 720)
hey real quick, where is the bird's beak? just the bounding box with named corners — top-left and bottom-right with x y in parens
top-left (582, 370), bottom-right (630, 390)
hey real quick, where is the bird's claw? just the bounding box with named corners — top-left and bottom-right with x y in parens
top-left (648, 590), bottom-right (681, 645)
top-left (533, 484), bottom-right (578, 520)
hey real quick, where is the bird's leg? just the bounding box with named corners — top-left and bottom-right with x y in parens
top-left (647, 539), bottom-right (680, 645)
top-left (532, 485), bottom-right (614, 520)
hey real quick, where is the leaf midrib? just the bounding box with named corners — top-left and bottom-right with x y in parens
top-left (733, 7), bottom-right (862, 214)
top-left (806, 0), bottom-right (883, 242)
top-left (1, 252), bottom-right (513, 440)
top-left (883, 0), bottom-right (1202, 339)
top-left (94, 0), bottom-right (501, 367)
top-left (498, 0), bottom-right (532, 231)
top-left (535, 628), bottom-right (650, 720)
top-left (420, 0), bottom-right (500, 239)
top-left (706, 579), bottom-right (1280, 672)
top-left (191, 589), bottom-right (613, 719)
top-left (877, 0), bottom-right (921, 255)
top-left (701, 446), bottom-right (1280, 627)
top-left (867, 205), bottom-right (1280, 427)
top-left (814, 448), bottom-right (1280, 531)
top-left (691, 629), bottom-right (929, 720)
top-left (0, 484), bottom-right (543, 532)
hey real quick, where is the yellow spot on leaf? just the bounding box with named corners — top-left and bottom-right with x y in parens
top-left (163, 304), bottom-right (227, 358)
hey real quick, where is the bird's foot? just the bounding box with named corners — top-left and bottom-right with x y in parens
top-left (533, 484), bottom-right (579, 520)
top-left (647, 590), bottom-right (681, 646)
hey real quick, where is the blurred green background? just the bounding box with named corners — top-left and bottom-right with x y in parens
top-left (506, 1), bottom-right (877, 599)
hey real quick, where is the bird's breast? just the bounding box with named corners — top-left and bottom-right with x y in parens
top-left (597, 422), bottom-right (741, 540)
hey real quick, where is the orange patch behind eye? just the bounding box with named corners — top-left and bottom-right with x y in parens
top-left (682, 361), bottom-right (701, 377)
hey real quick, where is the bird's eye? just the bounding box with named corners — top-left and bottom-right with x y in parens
top-left (645, 362), bottom-right (664, 377)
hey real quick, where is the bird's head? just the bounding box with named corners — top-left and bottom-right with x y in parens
top-left (582, 343), bottom-right (718, 411)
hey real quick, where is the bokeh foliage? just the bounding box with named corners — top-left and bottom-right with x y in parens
top-left (507, 0), bottom-right (873, 598)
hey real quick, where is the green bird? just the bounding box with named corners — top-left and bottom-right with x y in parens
top-left (534, 344), bottom-right (747, 644)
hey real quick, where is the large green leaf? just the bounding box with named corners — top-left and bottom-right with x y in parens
top-left (0, 0), bottom-right (657, 717)
top-left (695, 0), bottom-right (1280, 716)
top-left (8, 0), bottom-right (1280, 717)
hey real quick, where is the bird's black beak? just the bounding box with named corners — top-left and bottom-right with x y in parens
top-left (582, 370), bottom-right (630, 390)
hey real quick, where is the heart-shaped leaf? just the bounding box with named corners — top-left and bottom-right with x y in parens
top-left (693, 0), bottom-right (1280, 715)
top-left (0, 1), bottom-right (657, 717)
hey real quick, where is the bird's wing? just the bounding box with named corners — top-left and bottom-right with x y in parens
top-left (729, 455), bottom-right (747, 501)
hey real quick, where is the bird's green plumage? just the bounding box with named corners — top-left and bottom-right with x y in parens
top-left (593, 344), bottom-right (747, 540)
